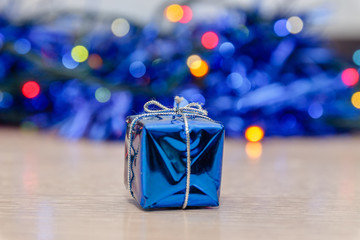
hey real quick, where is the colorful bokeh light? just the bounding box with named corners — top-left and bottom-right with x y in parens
top-left (352, 50), bottom-right (360, 66)
top-left (22, 81), bottom-right (40, 99)
top-left (286, 16), bottom-right (303, 34)
top-left (341, 68), bottom-right (359, 87)
top-left (186, 55), bottom-right (201, 69)
top-left (95, 87), bottom-right (111, 103)
top-left (111, 18), bottom-right (130, 37)
top-left (179, 5), bottom-right (192, 23)
top-left (71, 45), bottom-right (89, 63)
top-left (88, 54), bottom-right (103, 69)
top-left (245, 126), bottom-right (264, 142)
top-left (351, 92), bottom-right (360, 109)
top-left (273, 19), bottom-right (289, 37)
top-left (14, 38), bottom-right (31, 54)
top-left (245, 142), bottom-right (263, 159)
top-left (189, 60), bottom-right (209, 77)
top-left (164, 4), bottom-right (183, 22)
top-left (201, 31), bottom-right (219, 49)
top-left (129, 61), bottom-right (146, 78)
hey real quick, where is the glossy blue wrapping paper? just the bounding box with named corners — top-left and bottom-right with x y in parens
top-left (124, 114), bottom-right (224, 209)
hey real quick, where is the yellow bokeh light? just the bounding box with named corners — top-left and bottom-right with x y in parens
top-left (245, 126), bottom-right (264, 142)
top-left (351, 92), bottom-right (360, 109)
top-left (71, 45), bottom-right (89, 63)
top-left (111, 18), bottom-right (130, 37)
top-left (164, 4), bottom-right (183, 22)
top-left (245, 142), bottom-right (263, 160)
top-left (190, 60), bottom-right (208, 77)
top-left (187, 55), bottom-right (201, 69)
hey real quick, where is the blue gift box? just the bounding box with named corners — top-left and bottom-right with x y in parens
top-left (124, 98), bottom-right (225, 209)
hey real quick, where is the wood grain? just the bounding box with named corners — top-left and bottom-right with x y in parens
top-left (0, 128), bottom-right (359, 240)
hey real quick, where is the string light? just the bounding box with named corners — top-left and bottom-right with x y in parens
top-left (286, 16), bottom-right (303, 34)
top-left (179, 5), bottom-right (192, 23)
top-left (274, 19), bottom-right (289, 37)
top-left (22, 81), bottom-right (40, 99)
top-left (352, 50), bottom-right (360, 66)
top-left (14, 38), bottom-right (31, 54)
top-left (129, 61), bottom-right (146, 78)
top-left (341, 68), bottom-right (359, 87)
top-left (95, 87), bottom-right (111, 103)
top-left (245, 126), bottom-right (264, 142)
top-left (62, 52), bottom-right (79, 69)
top-left (201, 32), bottom-right (219, 49)
top-left (186, 55), bottom-right (201, 69)
top-left (88, 54), bottom-right (103, 69)
top-left (189, 60), bottom-right (208, 77)
top-left (111, 18), bottom-right (130, 37)
top-left (351, 92), bottom-right (360, 109)
top-left (164, 4), bottom-right (183, 22)
top-left (71, 45), bottom-right (89, 63)
top-left (245, 142), bottom-right (263, 159)
top-left (219, 42), bottom-right (235, 58)
top-left (308, 103), bottom-right (323, 119)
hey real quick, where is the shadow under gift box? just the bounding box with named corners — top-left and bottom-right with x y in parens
top-left (124, 115), bottom-right (225, 209)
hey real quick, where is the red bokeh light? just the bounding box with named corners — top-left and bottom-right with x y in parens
top-left (179, 5), bottom-right (192, 24)
top-left (201, 31), bottom-right (219, 49)
top-left (22, 81), bottom-right (40, 99)
top-left (341, 68), bottom-right (359, 87)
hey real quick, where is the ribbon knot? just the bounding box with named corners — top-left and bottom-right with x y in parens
top-left (143, 98), bottom-right (208, 116)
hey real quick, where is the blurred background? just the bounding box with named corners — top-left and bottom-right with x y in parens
top-left (0, 0), bottom-right (360, 141)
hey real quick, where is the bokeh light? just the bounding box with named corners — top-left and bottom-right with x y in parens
top-left (179, 5), bottom-right (192, 23)
top-left (351, 92), bottom-right (360, 109)
top-left (189, 60), bottom-right (209, 77)
top-left (14, 38), bottom-right (31, 54)
top-left (273, 19), bottom-right (289, 37)
top-left (186, 55), bottom-right (202, 69)
top-left (129, 61), bottom-right (146, 78)
top-left (308, 103), bottom-right (323, 119)
top-left (95, 87), bottom-right (111, 103)
top-left (219, 42), bottom-right (235, 58)
top-left (245, 142), bottom-right (263, 159)
top-left (111, 18), bottom-right (130, 37)
top-left (62, 52), bottom-right (79, 69)
top-left (88, 54), bottom-right (103, 69)
top-left (341, 68), bottom-right (359, 87)
top-left (352, 50), bottom-right (360, 66)
top-left (201, 32), bottom-right (219, 49)
top-left (286, 16), bottom-right (303, 34)
top-left (71, 45), bottom-right (89, 63)
top-left (164, 4), bottom-right (183, 22)
top-left (22, 81), bottom-right (40, 99)
top-left (245, 126), bottom-right (264, 142)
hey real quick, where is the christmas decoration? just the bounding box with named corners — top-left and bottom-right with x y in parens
top-left (0, 3), bottom-right (359, 140)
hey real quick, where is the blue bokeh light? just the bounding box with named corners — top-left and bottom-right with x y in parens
top-left (0, 91), bottom-right (13, 108)
top-left (62, 52), bottom-right (79, 69)
top-left (219, 42), bottom-right (235, 58)
top-left (129, 61), bottom-right (146, 78)
top-left (14, 38), bottom-right (31, 54)
top-left (308, 103), bottom-right (323, 119)
top-left (274, 19), bottom-right (289, 37)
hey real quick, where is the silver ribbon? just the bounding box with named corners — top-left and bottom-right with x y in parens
top-left (127, 96), bottom-right (213, 209)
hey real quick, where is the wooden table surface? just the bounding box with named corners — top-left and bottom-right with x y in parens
top-left (0, 128), bottom-right (359, 240)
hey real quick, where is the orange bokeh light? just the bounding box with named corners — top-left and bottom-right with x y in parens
top-left (245, 126), bottom-right (264, 142)
top-left (88, 54), bottom-right (103, 70)
top-left (164, 4), bottom-right (183, 22)
top-left (189, 60), bottom-right (209, 77)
